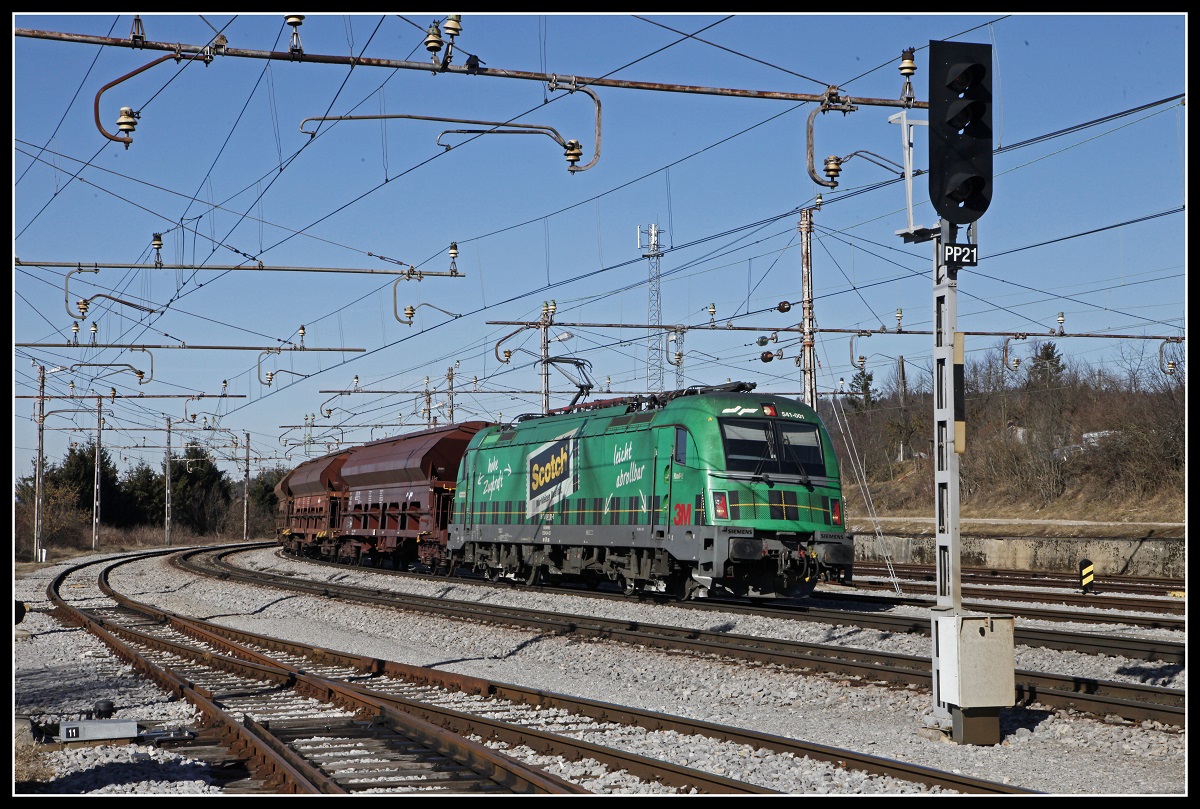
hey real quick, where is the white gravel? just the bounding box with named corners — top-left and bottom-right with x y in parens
top-left (13, 547), bottom-right (1186, 795)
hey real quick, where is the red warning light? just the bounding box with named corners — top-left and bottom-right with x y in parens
top-left (762, 404), bottom-right (778, 417)
top-left (713, 491), bottom-right (729, 520)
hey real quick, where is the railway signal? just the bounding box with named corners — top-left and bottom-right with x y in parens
top-left (926, 42), bottom-right (1010, 747)
top-left (927, 40), bottom-right (993, 225)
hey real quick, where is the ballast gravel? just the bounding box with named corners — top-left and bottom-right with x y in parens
top-left (13, 546), bottom-right (1186, 795)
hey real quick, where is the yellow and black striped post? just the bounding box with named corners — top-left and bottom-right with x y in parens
top-left (1079, 558), bottom-right (1094, 594)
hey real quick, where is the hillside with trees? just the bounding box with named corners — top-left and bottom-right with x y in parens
top-left (14, 441), bottom-right (288, 560)
top-left (15, 340), bottom-right (1184, 560)
top-left (821, 339), bottom-right (1185, 529)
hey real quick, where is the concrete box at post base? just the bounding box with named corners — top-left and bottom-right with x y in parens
top-left (935, 614), bottom-right (1015, 708)
top-left (58, 718), bottom-right (141, 742)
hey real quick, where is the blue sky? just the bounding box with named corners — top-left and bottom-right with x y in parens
top-left (13, 13), bottom-right (1187, 483)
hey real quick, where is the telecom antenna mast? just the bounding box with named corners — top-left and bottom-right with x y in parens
top-left (639, 224), bottom-right (665, 393)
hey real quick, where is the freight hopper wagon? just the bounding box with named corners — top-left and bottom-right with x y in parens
top-left (447, 382), bottom-right (853, 599)
top-left (334, 422), bottom-right (490, 569)
top-left (275, 449), bottom-right (352, 556)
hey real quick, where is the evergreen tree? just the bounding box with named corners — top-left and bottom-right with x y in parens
top-left (248, 465), bottom-right (286, 512)
top-left (247, 465), bottom-right (289, 536)
top-left (1025, 341), bottom-right (1065, 390)
top-left (43, 440), bottom-right (127, 526)
top-left (169, 444), bottom-right (233, 535)
top-left (848, 368), bottom-right (877, 411)
top-left (121, 460), bottom-right (165, 526)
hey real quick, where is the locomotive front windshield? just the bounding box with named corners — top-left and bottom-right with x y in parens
top-left (720, 417), bottom-right (826, 479)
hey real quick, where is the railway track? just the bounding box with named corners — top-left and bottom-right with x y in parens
top-left (45, 557), bottom-right (590, 794)
top-left (677, 592), bottom-right (1184, 660)
top-left (188, 544), bottom-right (1184, 728)
top-left (850, 562), bottom-right (1184, 598)
top-left (253, 542), bottom-right (1186, 658)
top-left (843, 572), bottom-right (1185, 615)
top-left (261, 538), bottom-right (1184, 632)
top-left (43, 550), bottom-right (1036, 795)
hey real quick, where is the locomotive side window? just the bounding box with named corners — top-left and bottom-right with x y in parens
top-left (674, 426), bottom-right (688, 464)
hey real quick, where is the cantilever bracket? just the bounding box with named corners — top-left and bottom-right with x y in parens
top-left (66, 266), bottom-right (156, 317)
top-left (849, 332), bottom-right (871, 370)
top-left (301, 84), bottom-right (601, 173)
top-left (94, 50), bottom-right (211, 148)
top-left (806, 86), bottom-right (859, 189)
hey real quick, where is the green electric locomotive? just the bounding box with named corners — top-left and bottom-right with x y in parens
top-left (447, 382), bottom-right (853, 599)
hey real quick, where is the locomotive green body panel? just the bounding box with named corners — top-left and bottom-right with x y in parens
top-left (447, 386), bottom-right (852, 598)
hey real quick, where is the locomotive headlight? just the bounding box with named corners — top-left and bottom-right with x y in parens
top-left (712, 491), bottom-right (729, 520)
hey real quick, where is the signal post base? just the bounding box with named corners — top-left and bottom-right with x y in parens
top-left (951, 705), bottom-right (1001, 746)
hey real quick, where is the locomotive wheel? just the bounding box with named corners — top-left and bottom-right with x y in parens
top-left (670, 571), bottom-right (699, 600)
top-left (443, 553), bottom-right (464, 578)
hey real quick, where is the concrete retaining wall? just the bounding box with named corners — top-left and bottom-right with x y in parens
top-left (854, 534), bottom-right (1184, 579)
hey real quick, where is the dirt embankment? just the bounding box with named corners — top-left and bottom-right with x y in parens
top-left (842, 481), bottom-right (1184, 539)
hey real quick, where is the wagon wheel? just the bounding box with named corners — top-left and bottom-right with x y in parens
top-left (619, 574), bottom-right (640, 597)
top-left (525, 564), bottom-right (542, 587)
top-left (483, 566), bottom-right (501, 582)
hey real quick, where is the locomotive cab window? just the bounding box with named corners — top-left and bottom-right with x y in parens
top-left (778, 421), bottom-right (824, 477)
top-left (720, 417), bottom-right (825, 479)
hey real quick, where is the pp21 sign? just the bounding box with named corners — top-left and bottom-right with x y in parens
top-left (942, 242), bottom-right (978, 267)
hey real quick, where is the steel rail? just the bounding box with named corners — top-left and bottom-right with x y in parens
top-left (86, 562), bottom-right (587, 794)
top-left (188, 544), bottom-right (1184, 727)
top-left (45, 557), bottom-right (327, 794)
top-left (155, 548), bottom-right (1038, 794)
top-left (846, 577), bottom-right (1186, 615)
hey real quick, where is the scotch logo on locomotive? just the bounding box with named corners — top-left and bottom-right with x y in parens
top-left (527, 434), bottom-right (575, 518)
